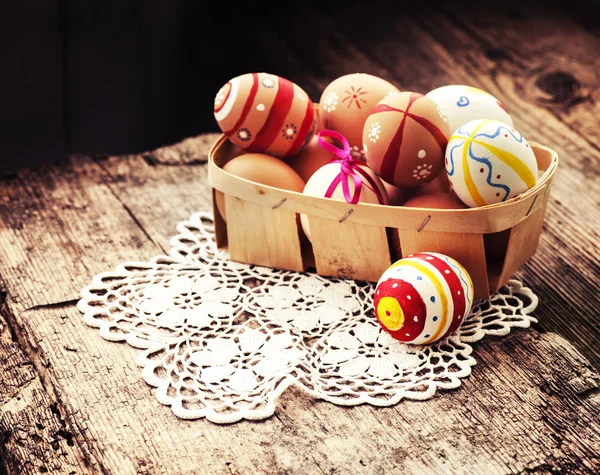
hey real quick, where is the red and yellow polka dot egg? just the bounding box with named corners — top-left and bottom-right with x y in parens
top-left (374, 252), bottom-right (474, 344)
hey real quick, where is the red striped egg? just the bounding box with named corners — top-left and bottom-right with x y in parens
top-left (374, 252), bottom-right (474, 344)
top-left (214, 73), bottom-right (316, 158)
top-left (363, 92), bottom-right (451, 188)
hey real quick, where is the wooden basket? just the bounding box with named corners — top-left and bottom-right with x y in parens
top-left (208, 124), bottom-right (558, 299)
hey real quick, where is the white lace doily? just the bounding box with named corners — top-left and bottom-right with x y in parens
top-left (78, 212), bottom-right (538, 423)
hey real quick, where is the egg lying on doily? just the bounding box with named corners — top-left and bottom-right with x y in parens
top-left (445, 119), bottom-right (538, 208)
top-left (320, 74), bottom-right (400, 161)
top-left (301, 161), bottom-right (388, 239)
top-left (374, 252), bottom-right (474, 344)
top-left (363, 92), bottom-right (451, 188)
top-left (426, 85), bottom-right (513, 134)
top-left (214, 73), bottom-right (316, 158)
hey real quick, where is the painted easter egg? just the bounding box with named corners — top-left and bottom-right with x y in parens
top-left (426, 85), bottom-right (513, 134)
top-left (381, 180), bottom-right (408, 206)
top-left (215, 153), bottom-right (305, 221)
top-left (412, 172), bottom-right (451, 196)
top-left (320, 74), bottom-right (400, 161)
top-left (301, 161), bottom-right (388, 239)
top-left (445, 119), bottom-right (538, 208)
top-left (374, 252), bottom-right (474, 344)
top-left (363, 92), bottom-right (451, 188)
top-left (214, 73), bottom-right (316, 158)
top-left (287, 134), bottom-right (337, 182)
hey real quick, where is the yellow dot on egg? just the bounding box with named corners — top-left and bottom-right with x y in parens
top-left (287, 128), bottom-right (294, 135)
top-left (377, 297), bottom-right (405, 331)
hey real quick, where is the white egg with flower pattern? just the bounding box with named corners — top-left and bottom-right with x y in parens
top-left (445, 119), bottom-right (538, 208)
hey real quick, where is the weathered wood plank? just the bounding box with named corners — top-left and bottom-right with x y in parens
top-left (0, 144), bottom-right (598, 474)
top-left (0, 302), bottom-right (91, 474)
top-left (1, 2), bottom-right (599, 473)
top-left (4, 302), bottom-right (599, 474)
top-left (141, 133), bottom-right (220, 166)
top-left (94, 154), bottom-right (213, 252)
top-left (0, 157), bottom-right (163, 308)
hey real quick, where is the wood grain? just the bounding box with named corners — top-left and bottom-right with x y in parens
top-left (308, 215), bottom-right (391, 281)
top-left (1, 152), bottom-right (599, 473)
top-left (0, 307), bottom-right (89, 474)
top-left (1, 2), bottom-right (600, 473)
top-left (225, 197), bottom-right (304, 272)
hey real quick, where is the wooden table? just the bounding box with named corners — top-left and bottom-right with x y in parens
top-left (1, 1), bottom-right (599, 473)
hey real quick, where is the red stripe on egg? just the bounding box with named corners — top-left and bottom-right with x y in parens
top-left (370, 101), bottom-right (448, 153)
top-left (246, 76), bottom-right (295, 153)
top-left (375, 92), bottom-right (422, 183)
top-left (374, 278), bottom-right (426, 343)
top-left (284, 97), bottom-right (315, 157)
top-left (411, 253), bottom-right (466, 338)
top-left (407, 115), bottom-right (448, 151)
top-left (223, 72), bottom-right (259, 136)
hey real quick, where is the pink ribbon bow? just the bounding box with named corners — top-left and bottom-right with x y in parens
top-left (317, 130), bottom-right (385, 205)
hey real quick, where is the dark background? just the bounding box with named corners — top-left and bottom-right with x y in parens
top-left (0, 0), bottom-right (598, 169)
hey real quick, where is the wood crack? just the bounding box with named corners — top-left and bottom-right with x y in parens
top-left (0, 288), bottom-right (102, 474)
top-left (93, 159), bottom-right (167, 255)
top-left (25, 299), bottom-right (79, 312)
top-left (578, 386), bottom-right (600, 401)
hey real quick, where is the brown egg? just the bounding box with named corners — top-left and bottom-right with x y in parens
top-left (363, 92), bottom-right (451, 188)
top-left (214, 73), bottom-right (316, 158)
top-left (301, 161), bottom-right (388, 239)
top-left (320, 74), bottom-right (400, 161)
top-left (287, 135), bottom-right (338, 182)
top-left (403, 192), bottom-right (467, 209)
top-left (382, 180), bottom-right (408, 206)
top-left (216, 153), bottom-right (305, 221)
top-left (413, 172), bottom-right (451, 196)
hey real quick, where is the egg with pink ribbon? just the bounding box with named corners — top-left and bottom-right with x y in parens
top-left (301, 131), bottom-right (388, 239)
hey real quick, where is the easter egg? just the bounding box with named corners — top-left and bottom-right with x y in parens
top-left (381, 180), bottom-right (408, 206)
top-left (215, 153), bottom-right (305, 221)
top-left (214, 73), bottom-right (316, 158)
top-left (301, 161), bottom-right (388, 239)
top-left (403, 192), bottom-right (467, 209)
top-left (445, 119), bottom-right (538, 208)
top-left (363, 92), bottom-right (451, 188)
top-left (287, 134), bottom-right (336, 182)
top-left (374, 252), bottom-right (474, 344)
top-left (320, 74), bottom-right (400, 161)
top-left (426, 85), bottom-right (513, 134)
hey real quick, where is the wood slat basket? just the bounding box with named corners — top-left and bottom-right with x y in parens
top-left (208, 123), bottom-right (558, 299)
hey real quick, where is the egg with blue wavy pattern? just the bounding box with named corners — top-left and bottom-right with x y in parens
top-left (445, 119), bottom-right (538, 208)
